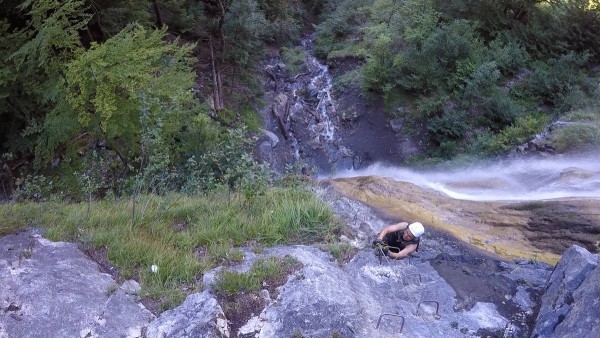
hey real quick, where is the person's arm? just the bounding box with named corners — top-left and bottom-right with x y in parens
top-left (388, 243), bottom-right (417, 260)
top-left (377, 222), bottom-right (408, 240)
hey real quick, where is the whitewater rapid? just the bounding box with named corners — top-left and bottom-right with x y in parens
top-left (327, 153), bottom-right (600, 201)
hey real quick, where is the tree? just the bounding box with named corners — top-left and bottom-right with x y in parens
top-left (64, 24), bottom-right (206, 167)
top-left (4, 0), bottom-right (90, 163)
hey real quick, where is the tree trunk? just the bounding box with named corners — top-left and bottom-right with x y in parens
top-left (151, 0), bottom-right (164, 28)
top-left (210, 39), bottom-right (225, 111)
top-left (217, 0), bottom-right (226, 56)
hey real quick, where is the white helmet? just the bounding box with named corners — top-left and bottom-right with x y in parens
top-left (408, 222), bottom-right (425, 238)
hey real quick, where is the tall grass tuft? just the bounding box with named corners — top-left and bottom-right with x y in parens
top-left (214, 255), bottom-right (300, 296)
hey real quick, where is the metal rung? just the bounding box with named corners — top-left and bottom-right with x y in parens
top-left (376, 313), bottom-right (405, 332)
top-left (417, 301), bottom-right (440, 319)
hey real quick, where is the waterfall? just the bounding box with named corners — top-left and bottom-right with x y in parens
top-left (328, 152), bottom-right (600, 201)
top-left (302, 38), bottom-right (336, 142)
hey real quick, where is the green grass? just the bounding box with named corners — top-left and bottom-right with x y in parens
top-left (0, 187), bottom-right (338, 311)
top-left (552, 106), bottom-right (600, 152)
top-left (214, 255), bottom-right (300, 296)
top-left (322, 240), bottom-right (357, 264)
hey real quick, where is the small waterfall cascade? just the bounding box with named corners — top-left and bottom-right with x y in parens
top-left (261, 34), bottom-right (351, 174)
top-left (300, 37), bottom-right (337, 143)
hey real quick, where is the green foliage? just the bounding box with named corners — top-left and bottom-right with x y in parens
top-left (478, 92), bottom-right (523, 131)
top-left (325, 240), bottom-right (356, 263)
top-left (0, 19), bottom-right (28, 151)
top-left (0, 189), bottom-right (334, 309)
top-left (214, 255), bottom-right (300, 296)
top-left (2, 0), bottom-right (89, 159)
top-left (181, 128), bottom-right (270, 194)
top-left (91, 0), bottom-right (152, 37)
top-left (280, 46), bottom-right (306, 76)
top-left (524, 52), bottom-right (590, 107)
top-left (153, 0), bottom-right (207, 33)
top-left (427, 110), bottom-right (469, 142)
top-left (416, 94), bottom-right (450, 117)
top-left (548, 0), bottom-right (600, 59)
top-left (258, 0), bottom-right (303, 43)
top-left (12, 175), bottom-right (55, 202)
top-left (65, 24), bottom-right (201, 165)
top-left (485, 34), bottom-right (529, 76)
top-left (318, 0), bottom-right (600, 159)
top-left (461, 61), bottom-right (501, 99)
top-left (314, 0), bottom-right (371, 59)
top-left (485, 112), bottom-right (549, 153)
top-left (223, 0), bottom-right (269, 69)
top-left (552, 106), bottom-right (600, 152)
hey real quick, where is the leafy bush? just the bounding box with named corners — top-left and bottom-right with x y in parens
top-left (478, 92), bottom-right (523, 131)
top-left (485, 35), bottom-right (529, 76)
top-left (427, 110), bottom-right (469, 141)
top-left (314, 0), bottom-right (371, 59)
top-left (524, 52), bottom-right (589, 107)
top-left (12, 175), bottom-right (55, 202)
top-left (462, 61), bottom-right (501, 99)
top-left (421, 19), bottom-right (485, 91)
top-left (553, 124), bottom-right (600, 152)
top-left (180, 128), bottom-right (271, 194)
top-left (487, 112), bottom-right (549, 153)
top-left (280, 46), bottom-right (306, 76)
top-left (416, 93), bottom-right (451, 117)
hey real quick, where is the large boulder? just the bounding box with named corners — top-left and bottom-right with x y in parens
top-left (532, 245), bottom-right (600, 337)
top-left (146, 291), bottom-right (229, 338)
top-left (0, 229), bottom-right (154, 338)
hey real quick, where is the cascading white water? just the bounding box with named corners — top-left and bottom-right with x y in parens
top-left (328, 152), bottom-right (600, 201)
top-left (301, 38), bottom-right (336, 142)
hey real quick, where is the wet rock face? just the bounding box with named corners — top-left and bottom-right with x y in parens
top-left (532, 246), bottom-right (600, 338)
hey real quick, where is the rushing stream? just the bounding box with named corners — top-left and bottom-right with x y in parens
top-left (329, 152), bottom-right (600, 201)
top-left (298, 38), bottom-right (337, 143)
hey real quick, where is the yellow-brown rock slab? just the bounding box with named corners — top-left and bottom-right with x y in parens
top-left (329, 176), bottom-right (600, 265)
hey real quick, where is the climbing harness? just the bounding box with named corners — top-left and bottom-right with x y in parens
top-left (373, 243), bottom-right (400, 265)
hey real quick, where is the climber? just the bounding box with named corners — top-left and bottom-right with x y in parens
top-left (372, 222), bottom-right (424, 260)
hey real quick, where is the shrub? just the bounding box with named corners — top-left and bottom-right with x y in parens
top-left (280, 46), bottom-right (306, 76)
top-left (462, 61), bottom-right (501, 99)
top-left (553, 124), bottom-right (600, 152)
top-left (488, 112), bottom-right (549, 153)
top-left (12, 175), bottom-right (55, 202)
top-left (479, 92), bottom-right (522, 131)
top-left (524, 52), bottom-right (589, 106)
top-left (427, 110), bottom-right (469, 141)
top-left (485, 35), bottom-right (529, 76)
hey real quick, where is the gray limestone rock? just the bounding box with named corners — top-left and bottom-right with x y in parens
top-left (531, 245), bottom-right (600, 338)
top-left (389, 118), bottom-right (404, 133)
top-left (121, 279), bottom-right (142, 296)
top-left (0, 229), bottom-right (154, 338)
top-left (146, 291), bottom-right (229, 338)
